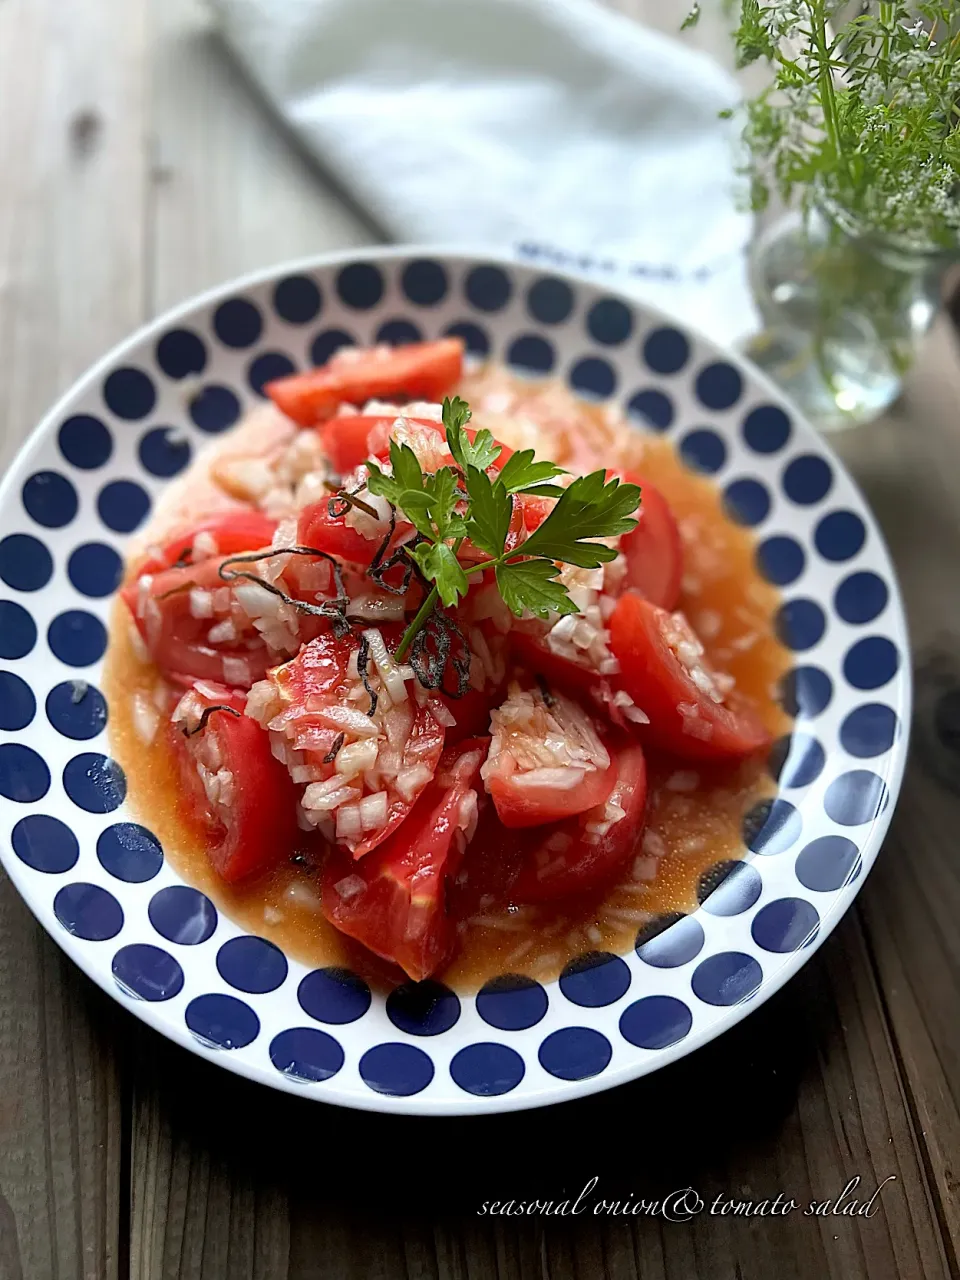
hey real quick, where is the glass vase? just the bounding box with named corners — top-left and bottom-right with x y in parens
top-left (744, 201), bottom-right (953, 432)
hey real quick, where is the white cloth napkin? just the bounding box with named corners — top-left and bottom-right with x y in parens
top-left (210, 0), bottom-right (757, 345)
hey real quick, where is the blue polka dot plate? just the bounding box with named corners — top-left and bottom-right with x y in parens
top-left (0, 250), bottom-right (910, 1113)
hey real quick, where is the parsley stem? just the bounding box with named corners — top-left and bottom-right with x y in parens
top-left (395, 584), bottom-right (439, 662)
top-left (395, 535), bottom-right (485, 662)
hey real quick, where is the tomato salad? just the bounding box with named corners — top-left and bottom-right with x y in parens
top-left (115, 338), bottom-right (784, 984)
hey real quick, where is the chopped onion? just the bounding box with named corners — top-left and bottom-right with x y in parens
top-left (334, 874), bottom-right (366, 901)
top-left (335, 738), bottom-right (380, 779)
top-left (207, 618), bottom-right (238, 645)
top-left (427, 698), bottom-right (456, 728)
top-left (364, 628), bottom-right (407, 704)
top-left (665, 769), bottom-right (700, 793)
top-left (233, 581), bottom-right (283, 621)
top-left (303, 779), bottom-right (362, 812)
top-left (511, 765), bottom-right (586, 791)
top-left (131, 693), bottom-right (159, 744)
top-left (395, 764), bottom-right (432, 802)
top-left (335, 803), bottom-right (363, 840)
top-left (192, 530), bottom-right (218, 560)
top-left (318, 705), bottom-right (381, 738)
top-left (348, 594), bottom-right (406, 623)
top-left (642, 829), bottom-right (667, 858)
top-left (359, 791), bottom-right (389, 831)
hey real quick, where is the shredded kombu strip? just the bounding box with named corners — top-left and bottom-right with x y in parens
top-left (322, 732), bottom-right (346, 763)
top-left (217, 546), bottom-right (352, 637)
top-left (182, 704), bottom-right (241, 736)
top-left (409, 608), bottom-right (472, 698)
top-left (355, 633), bottom-right (379, 717)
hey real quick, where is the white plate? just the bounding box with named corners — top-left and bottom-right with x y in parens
top-left (0, 249), bottom-right (910, 1114)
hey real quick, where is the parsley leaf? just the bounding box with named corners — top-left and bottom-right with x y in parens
top-left (422, 465), bottom-right (459, 539)
top-left (463, 464), bottom-right (512, 558)
top-left (443, 395), bottom-right (501, 472)
top-left (496, 448), bottom-right (566, 496)
top-left (412, 542), bottom-right (469, 608)
top-left (496, 559), bottom-right (579, 620)
top-left (517, 470), bottom-right (641, 567)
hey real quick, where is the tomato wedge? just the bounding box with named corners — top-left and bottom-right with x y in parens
top-left (319, 413), bottom-right (440, 475)
top-left (297, 497), bottom-right (385, 564)
top-left (253, 627), bottom-right (447, 858)
top-left (121, 557), bottom-right (272, 687)
top-left (512, 740), bottom-right (648, 902)
top-left (481, 683), bottom-right (616, 828)
top-left (617, 474), bottom-right (683, 610)
top-left (608, 592), bottom-right (771, 760)
top-left (266, 338), bottom-right (464, 426)
top-left (320, 738), bottom-right (487, 980)
top-left (171, 682), bottom-right (300, 882)
top-left (134, 511), bottom-right (278, 576)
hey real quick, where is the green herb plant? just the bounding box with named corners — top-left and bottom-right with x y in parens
top-left (686, 1), bottom-right (960, 247)
top-left (364, 398), bottom-right (641, 660)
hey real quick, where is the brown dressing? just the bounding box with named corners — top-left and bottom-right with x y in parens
top-left (105, 397), bottom-right (791, 995)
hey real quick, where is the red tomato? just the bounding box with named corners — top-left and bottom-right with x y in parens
top-left (437, 686), bottom-right (495, 744)
top-left (511, 740), bottom-right (648, 902)
top-left (618, 473), bottom-right (683, 610)
top-left (483, 684), bottom-right (617, 828)
top-left (320, 737), bottom-right (488, 980)
top-left (297, 497), bottom-right (385, 564)
top-left (265, 628), bottom-right (447, 858)
top-left (134, 511), bottom-right (278, 576)
top-left (319, 413), bottom-right (440, 475)
top-left (121, 557), bottom-right (271, 687)
top-left (172, 683), bottom-right (300, 882)
top-left (508, 630), bottom-right (605, 704)
top-left (266, 338), bottom-right (464, 426)
top-left (608, 592), bottom-right (771, 760)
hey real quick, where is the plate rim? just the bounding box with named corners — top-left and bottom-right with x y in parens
top-left (0, 244), bottom-right (913, 1115)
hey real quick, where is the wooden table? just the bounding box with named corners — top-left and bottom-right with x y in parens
top-left (2, 1), bottom-right (960, 1276)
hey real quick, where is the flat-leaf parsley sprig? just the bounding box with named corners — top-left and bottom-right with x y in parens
top-left (363, 397), bottom-right (641, 660)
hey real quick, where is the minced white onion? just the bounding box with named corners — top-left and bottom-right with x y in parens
top-left (335, 738), bottom-right (380, 779)
top-left (131, 693), bottom-right (159, 744)
top-left (511, 766), bottom-right (585, 791)
top-left (317, 705), bottom-right (381, 737)
top-left (335, 803), bottom-right (363, 840)
top-left (334, 874), bottom-right (366, 901)
top-left (395, 764), bottom-right (432, 802)
top-left (207, 618), bottom-right (238, 645)
top-left (189, 588), bottom-right (214, 619)
top-left (364, 628), bottom-right (407, 704)
top-left (303, 779), bottom-right (362, 812)
top-left (359, 791), bottom-right (389, 831)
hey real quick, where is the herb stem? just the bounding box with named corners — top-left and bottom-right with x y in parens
top-left (394, 544), bottom-right (499, 661)
top-left (395, 584), bottom-right (439, 662)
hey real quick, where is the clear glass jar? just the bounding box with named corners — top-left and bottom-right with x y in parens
top-left (744, 200), bottom-right (953, 432)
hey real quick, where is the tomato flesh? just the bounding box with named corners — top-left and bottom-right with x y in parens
top-left (319, 413), bottom-right (440, 475)
top-left (320, 737), bottom-right (487, 980)
top-left (134, 511), bottom-right (278, 577)
top-left (618, 474), bottom-right (683, 610)
top-left (266, 338), bottom-right (464, 426)
top-left (482, 684), bottom-right (617, 828)
top-left (261, 627), bottom-right (447, 858)
top-left (172, 683), bottom-right (300, 882)
top-left (121, 557), bottom-right (272, 688)
top-left (608, 592), bottom-right (771, 760)
top-left (511, 740), bottom-right (648, 901)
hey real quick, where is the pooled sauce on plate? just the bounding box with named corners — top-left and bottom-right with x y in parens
top-left (105, 373), bottom-right (791, 993)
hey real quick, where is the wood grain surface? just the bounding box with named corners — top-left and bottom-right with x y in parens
top-left (2, 1), bottom-right (960, 1277)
